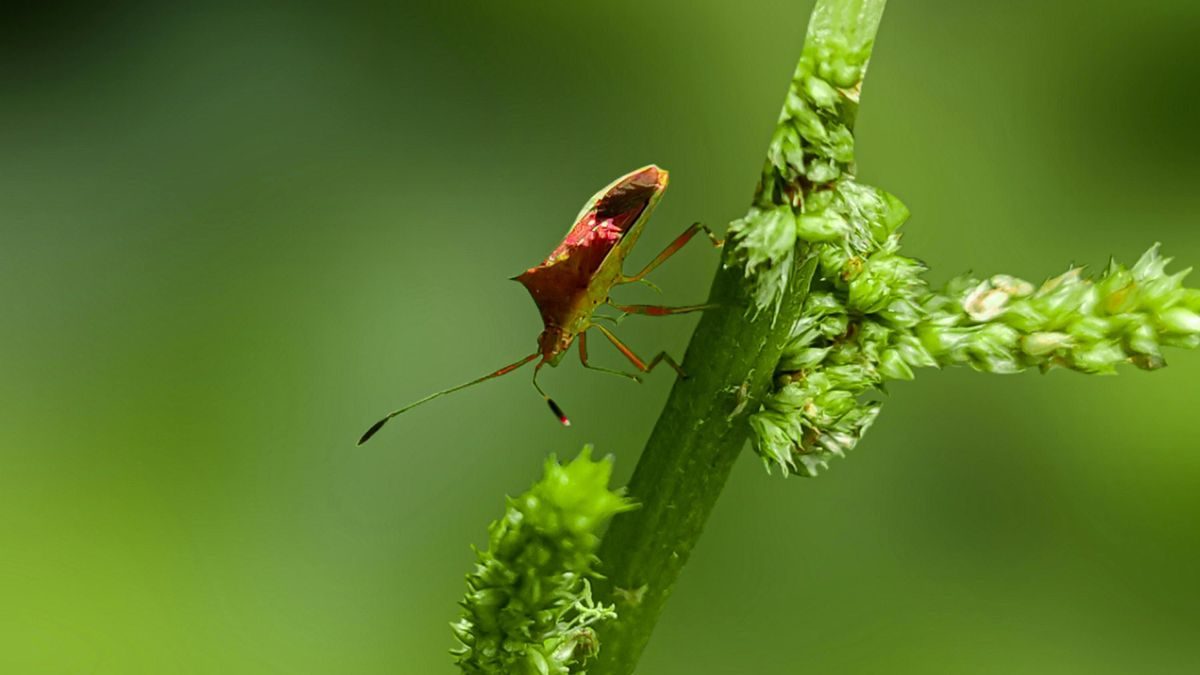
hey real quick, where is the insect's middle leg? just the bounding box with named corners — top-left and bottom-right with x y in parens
top-left (578, 330), bottom-right (642, 382)
top-left (619, 222), bottom-right (724, 285)
top-left (607, 301), bottom-right (717, 317)
top-left (592, 324), bottom-right (687, 379)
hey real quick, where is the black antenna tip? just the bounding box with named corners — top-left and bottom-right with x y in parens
top-left (358, 417), bottom-right (389, 445)
top-left (546, 398), bottom-right (570, 427)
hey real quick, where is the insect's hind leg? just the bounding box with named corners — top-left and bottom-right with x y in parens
top-left (592, 324), bottom-right (687, 379)
top-left (578, 330), bottom-right (643, 383)
top-left (619, 222), bottom-right (724, 285)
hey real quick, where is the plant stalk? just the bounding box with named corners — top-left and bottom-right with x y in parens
top-left (591, 1), bottom-right (888, 672)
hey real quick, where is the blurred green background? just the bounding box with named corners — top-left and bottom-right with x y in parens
top-left (3, 1), bottom-right (1198, 673)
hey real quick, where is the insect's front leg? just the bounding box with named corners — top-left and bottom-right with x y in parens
top-left (619, 222), bottom-right (724, 284)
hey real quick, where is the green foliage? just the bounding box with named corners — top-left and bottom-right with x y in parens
top-left (589, 4), bottom-right (894, 672)
top-left (724, 1), bottom-right (1200, 479)
top-left (453, 448), bottom-right (633, 674)
top-left (727, 0), bottom-right (884, 313)
top-left (749, 175), bottom-right (1200, 475)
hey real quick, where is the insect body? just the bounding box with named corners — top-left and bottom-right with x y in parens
top-left (358, 165), bottom-right (722, 444)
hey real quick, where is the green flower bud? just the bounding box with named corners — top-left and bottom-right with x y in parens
top-left (963, 281), bottom-right (1009, 321)
top-left (804, 292), bottom-right (844, 316)
top-left (780, 346), bottom-right (832, 371)
top-left (795, 104), bottom-right (828, 143)
top-left (728, 205), bottom-right (799, 312)
top-left (807, 157), bottom-right (840, 183)
top-left (1021, 331), bottom-right (1072, 356)
top-left (767, 382), bottom-right (812, 411)
top-left (825, 364), bottom-right (876, 390)
top-left (827, 124), bottom-right (855, 163)
top-left (1160, 307), bottom-right (1200, 334)
top-left (874, 190), bottom-right (911, 242)
top-left (454, 449), bottom-right (629, 673)
top-left (1132, 243), bottom-right (1168, 279)
top-left (879, 348), bottom-right (915, 380)
top-left (818, 313), bottom-right (850, 338)
top-left (892, 333), bottom-right (938, 368)
top-left (1124, 320), bottom-right (1160, 357)
top-left (919, 324), bottom-right (970, 359)
top-left (1141, 269), bottom-right (1193, 313)
top-left (833, 61), bottom-right (861, 88)
top-left (859, 319), bottom-right (891, 344)
top-left (999, 299), bottom-right (1047, 333)
top-left (751, 412), bottom-right (798, 474)
top-left (1101, 280), bottom-right (1138, 314)
top-left (990, 274), bottom-right (1035, 297)
top-left (814, 389), bottom-right (856, 417)
top-left (816, 59), bottom-right (837, 85)
top-left (1070, 342), bottom-right (1125, 374)
top-left (963, 324), bottom-right (1021, 373)
top-left (825, 342), bottom-right (862, 366)
top-left (768, 123), bottom-right (805, 175)
top-left (818, 244), bottom-right (852, 281)
top-left (782, 89), bottom-right (809, 123)
top-left (879, 298), bottom-right (921, 327)
top-left (847, 274), bottom-right (889, 313)
top-left (1065, 315), bottom-right (1111, 342)
top-left (979, 322), bottom-right (1020, 348)
top-left (805, 75), bottom-right (839, 110)
top-left (797, 212), bottom-right (850, 242)
top-left (801, 371), bottom-right (834, 395)
top-left (807, 187), bottom-right (836, 211)
top-left (1036, 270), bottom-right (1098, 327)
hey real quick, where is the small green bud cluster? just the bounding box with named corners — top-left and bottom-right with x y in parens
top-left (921, 245), bottom-right (1200, 374)
top-left (453, 448), bottom-right (633, 674)
top-left (749, 182), bottom-right (1200, 476)
top-left (749, 176), bottom-right (914, 476)
top-left (727, 20), bottom-right (872, 313)
top-left (771, 28), bottom-right (872, 185)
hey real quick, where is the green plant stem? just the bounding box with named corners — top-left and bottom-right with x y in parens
top-left (590, 1), bottom-right (887, 672)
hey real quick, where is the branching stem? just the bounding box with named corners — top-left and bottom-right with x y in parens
top-left (590, 1), bottom-right (888, 672)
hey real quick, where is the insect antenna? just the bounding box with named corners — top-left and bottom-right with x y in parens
top-left (357, 352), bottom-right (541, 445)
top-left (533, 362), bottom-right (570, 426)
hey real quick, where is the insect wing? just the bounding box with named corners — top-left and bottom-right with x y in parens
top-left (514, 165), bottom-right (669, 325)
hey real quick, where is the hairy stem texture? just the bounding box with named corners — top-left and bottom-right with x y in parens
top-left (590, 1), bottom-right (888, 672)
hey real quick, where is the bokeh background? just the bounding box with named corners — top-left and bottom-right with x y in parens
top-left (3, 1), bottom-right (1199, 673)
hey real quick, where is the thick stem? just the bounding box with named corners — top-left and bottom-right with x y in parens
top-left (591, 1), bottom-right (887, 672)
top-left (591, 248), bottom-right (816, 674)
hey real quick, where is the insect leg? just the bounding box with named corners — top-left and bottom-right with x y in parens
top-left (589, 312), bottom-right (626, 325)
top-left (634, 278), bottom-right (663, 294)
top-left (619, 222), bottom-right (724, 284)
top-left (578, 330), bottom-right (643, 382)
top-left (592, 324), bottom-right (687, 379)
top-left (606, 301), bottom-right (717, 317)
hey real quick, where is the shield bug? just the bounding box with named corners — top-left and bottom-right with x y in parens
top-left (358, 165), bottom-right (722, 444)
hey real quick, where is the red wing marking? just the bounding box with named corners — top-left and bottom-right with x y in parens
top-left (515, 167), bottom-right (664, 325)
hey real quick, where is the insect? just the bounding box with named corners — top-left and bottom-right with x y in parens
top-left (358, 165), bottom-right (722, 444)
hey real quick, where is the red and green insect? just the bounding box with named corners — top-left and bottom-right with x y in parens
top-left (358, 165), bottom-right (722, 444)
